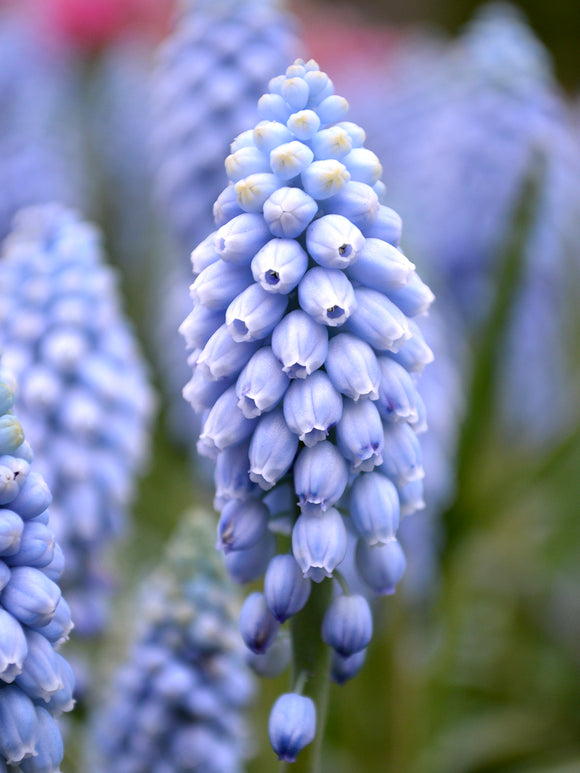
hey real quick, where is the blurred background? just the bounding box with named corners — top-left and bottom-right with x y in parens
top-left (0, 0), bottom-right (579, 771)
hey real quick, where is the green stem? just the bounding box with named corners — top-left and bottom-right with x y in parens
top-left (280, 579), bottom-right (334, 773)
top-left (442, 150), bottom-right (546, 559)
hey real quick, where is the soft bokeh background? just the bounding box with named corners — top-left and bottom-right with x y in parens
top-left (1, 0), bottom-right (579, 771)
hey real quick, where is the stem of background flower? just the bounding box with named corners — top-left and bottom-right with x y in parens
top-left (441, 149), bottom-right (546, 560)
top-left (280, 578), bottom-right (334, 773)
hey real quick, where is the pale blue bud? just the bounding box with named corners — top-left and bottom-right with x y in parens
top-left (292, 508), bottom-right (347, 582)
top-left (283, 371), bottom-right (343, 447)
top-left (398, 479), bottom-right (426, 517)
top-left (225, 146), bottom-right (270, 182)
top-left (251, 238), bottom-right (309, 294)
top-left (258, 93), bottom-right (292, 123)
top-left (226, 283), bottom-right (288, 342)
top-left (304, 66), bottom-right (333, 103)
top-left (270, 141), bottom-right (314, 180)
top-left (294, 442), bottom-right (348, 512)
top-left (14, 630), bottom-right (62, 703)
top-left (214, 213), bottom-right (271, 265)
top-left (298, 267), bottom-right (356, 327)
top-left (196, 325), bottom-right (259, 380)
top-left (389, 320), bottom-right (434, 373)
top-left (381, 423), bottom-right (424, 487)
top-left (301, 159), bottom-right (350, 200)
top-left (317, 94), bottom-right (349, 124)
top-left (0, 457), bottom-right (29, 505)
top-left (355, 538), bottom-right (407, 595)
top-left (281, 77), bottom-right (310, 110)
top-left (305, 214), bottom-right (365, 269)
top-left (362, 204), bottom-right (402, 245)
top-left (0, 416), bottom-right (24, 456)
top-left (6, 521), bottom-right (55, 568)
top-left (253, 120), bottom-right (293, 153)
top-left (343, 148), bottom-right (382, 185)
top-left (321, 594), bottom-right (372, 656)
top-left (1, 566), bottom-right (60, 628)
top-left (213, 185), bottom-right (243, 227)
top-left (236, 348), bottom-right (289, 419)
top-left (189, 260), bottom-right (252, 310)
top-left (0, 509), bottom-right (23, 556)
top-left (217, 499), bottom-right (269, 554)
top-left (286, 109), bottom-right (320, 140)
top-left (231, 129), bottom-right (257, 152)
top-left (190, 233), bottom-right (220, 275)
top-left (0, 382), bottom-right (14, 416)
top-left (224, 530), bottom-right (276, 585)
top-left (346, 238), bottom-right (415, 292)
top-left (324, 181), bottom-right (379, 229)
top-left (0, 687), bottom-right (38, 764)
top-left (325, 333), bottom-right (380, 401)
top-left (249, 410), bottom-right (298, 490)
top-left (235, 173), bottom-right (280, 213)
top-left (239, 592), bottom-right (279, 654)
top-left (331, 649), bottom-right (366, 685)
top-left (262, 188), bottom-right (318, 239)
top-left (311, 126), bottom-right (352, 160)
top-left (269, 693), bottom-right (316, 763)
top-left (214, 442), bottom-right (255, 507)
top-left (179, 305), bottom-right (223, 351)
top-left (35, 597), bottom-right (72, 646)
top-left (0, 609), bottom-right (27, 682)
top-left (271, 310), bottom-right (328, 379)
top-left (264, 554), bottom-right (311, 623)
top-left (376, 356), bottom-right (421, 423)
top-left (183, 369), bottom-right (232, 413)
top-left (335, 120), bottom-right (366, 147)
top-left (198, 387), bottom-right (257, 459)
top-left (336, 399), bottom-right (384, 472)
top-left (387, 272), bottom-right (435, 318)
top-left (346, 288), bottom-right (410, 352)
top-left (350, 472), bottom-right (400, 545)
top-left (20, 707), bottom-right (63, 773)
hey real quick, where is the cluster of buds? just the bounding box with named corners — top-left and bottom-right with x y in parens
top-left (85, 510), bottom-right (254, 773)
top-left (0, 357), bottom-right (74, 771)
top-left (0, 205), bottom-right (155, 639)
top-left (181, 58), bottom-right (434, 761)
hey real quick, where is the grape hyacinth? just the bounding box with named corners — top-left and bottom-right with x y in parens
top-left (181, 58), bottom-right (434, 761)
top-left (0, 355), bottom-right (75, 772)
top-left (85, 509), bottom-right (254, 773)
top-left (347, 3), bottom-right (580, 443)
top-left (150, 0), bottom-right (300, 451)
top-left (0, 205), bottom-right (155, 640)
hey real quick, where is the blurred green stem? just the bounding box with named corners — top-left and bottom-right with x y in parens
top-left (442, 151), bottom-right (545, 558)
top-left (280, 579), bottom-right (333, 773)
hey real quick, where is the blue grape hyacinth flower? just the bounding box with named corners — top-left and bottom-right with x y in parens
top-left (0, 205), bottom-right (156, 641)
top-left (180, 58), bottom-right (434, 760)
top-left (85, 509), bottom-right (254, 773)
top-left (0, 355), bottom-right (75, 772)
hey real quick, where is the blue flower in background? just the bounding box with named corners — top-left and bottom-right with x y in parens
top-left (85, 509), bottom-right (254, 773)
top-left (180, 57), bottom-right (434, 759)
top-left (346, 3), bottom-right (580, 444)
top-left (0, 206), bottom-right (156, 641)
top-left (150, 0), bottom-right (300, 453)
top-left (0, 7), bottom-right (87, 242)
top-left (0, 356), bottom-right (75, 772)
